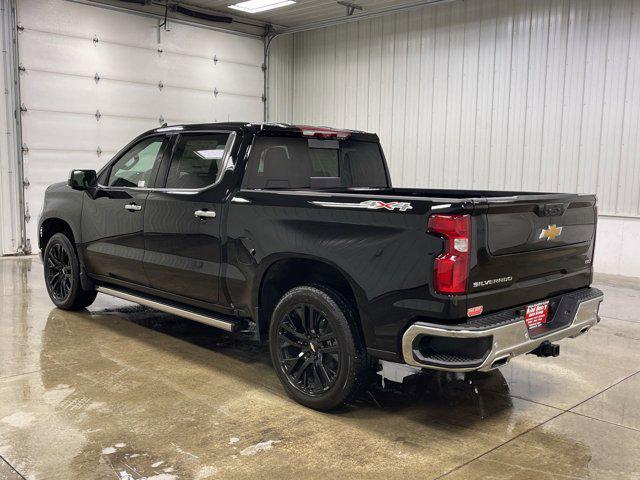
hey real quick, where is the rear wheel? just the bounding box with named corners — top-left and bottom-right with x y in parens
top-left (44, 233), bottom-right (97, 310)
top-left (269, 285), bottom-right (368, 410)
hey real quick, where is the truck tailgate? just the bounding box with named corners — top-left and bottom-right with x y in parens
top-left (467, 194), bottom-right (597, 313)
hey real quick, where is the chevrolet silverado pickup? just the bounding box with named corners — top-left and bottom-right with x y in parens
top-left (39, 122), bottom-right (603, 410)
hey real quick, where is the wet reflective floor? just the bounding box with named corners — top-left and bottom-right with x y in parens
top-left (1, 257), bottom-right (639, 480)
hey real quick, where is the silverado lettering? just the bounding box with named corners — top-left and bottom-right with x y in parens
top-left (472, 277), bottom-right (514, 288)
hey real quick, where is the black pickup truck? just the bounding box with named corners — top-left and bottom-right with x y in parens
top-left (39, 122), bottom-right (603, 410)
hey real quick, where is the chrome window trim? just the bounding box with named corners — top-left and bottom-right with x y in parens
top-left (97, 130), bottom-right (237, 195)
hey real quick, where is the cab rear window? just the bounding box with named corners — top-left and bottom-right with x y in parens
top-left (242, 136), bottom-right (388, 190)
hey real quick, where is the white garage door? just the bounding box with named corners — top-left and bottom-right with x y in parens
top-left (17, 0), bottom-right (264, 249)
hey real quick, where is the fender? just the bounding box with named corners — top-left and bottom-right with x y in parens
top-left (252, 252), bottom-right (368, 312)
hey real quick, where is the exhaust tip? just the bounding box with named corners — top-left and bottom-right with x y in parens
top-left (490, 356), bottom-right (510, 369)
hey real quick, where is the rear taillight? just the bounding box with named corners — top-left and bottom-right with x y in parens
top-left (428, 214), bottom-right (471, 295)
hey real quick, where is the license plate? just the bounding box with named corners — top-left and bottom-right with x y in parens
top-left (525, 300), bottom-right (550, 329)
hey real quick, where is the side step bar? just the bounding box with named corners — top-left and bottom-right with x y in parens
top-left (96, 286), bottom-right (235, 332)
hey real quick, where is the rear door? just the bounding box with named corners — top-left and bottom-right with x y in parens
top-left (81, 135), bottom-right (169, 286)
top-left (467, 194), bottom-right (597, 312)
top-left (143, 131), bottom-right (235, 305)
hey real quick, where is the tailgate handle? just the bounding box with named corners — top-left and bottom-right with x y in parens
top-left (537, 203), bottom-right (567, 217)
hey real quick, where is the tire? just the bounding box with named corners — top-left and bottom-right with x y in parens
top-left (269, 285), bottom-right (368, 410)
top-left (43, 233), bottom-right (97, 310)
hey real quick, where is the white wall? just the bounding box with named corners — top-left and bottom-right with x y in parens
top-left (267, 34), bottom-right (294, 124)
top-left (268, 0), bottom-right (640, 278)
top-left (594, 216), bottom-right (640, 278)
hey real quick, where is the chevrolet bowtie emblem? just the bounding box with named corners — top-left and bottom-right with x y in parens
top-left (540, 224), bottom-right (563, 241)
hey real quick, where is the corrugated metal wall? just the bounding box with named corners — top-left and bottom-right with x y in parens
top-left (267, 34), bottom-right (294, 123)
top-left (268, 0), bottom-right (640, 217)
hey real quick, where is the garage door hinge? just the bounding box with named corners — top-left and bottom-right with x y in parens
top-left (261, 63), bottom-right (267, 72)
top-left (20, 103), bottom-right (27, 113)
top-left (18, 64), bottom-right (25, 73)
top-left (213, 55), bottom-right (218, 64)
top-left (261, 94), bottom-right (266, 103)
top-left (93, 35), bottom-right (99, 44)
top-left (24, 206), bottom-right (31, 224)
top-left (94, 73), bottom-right (100, 83)
top-left (95, 110), bottom-right (101, 121)
top-left (158, 116), bottom-right (165, 125)
top-left (158, 81), bottom-right (164, 90)
top-left (96, 146), bottom-right (102, 157)
top-left (21, 143), bottom-right (28, 154)
top-left (23, 178), bottom-right (30, 188)
top-left (213, 88), bottom-right (219, 97)
top-left (16, 24), bottom-right (24, 32)
top-left (157, 46), bottom-right (163, 53)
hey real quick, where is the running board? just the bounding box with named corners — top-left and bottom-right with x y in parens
top-left (96, 286), bottom-right (236, 332)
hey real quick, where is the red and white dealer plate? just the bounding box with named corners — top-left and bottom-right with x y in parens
top-left (525, 300), bottom-right (550, 329)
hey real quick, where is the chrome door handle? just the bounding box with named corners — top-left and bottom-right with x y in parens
top-left (193, 210), bottom-right (216, 218)
top-left (194, 209), bottom-right (216, 219)
top-left (124, 203), bottom-right (142, 212)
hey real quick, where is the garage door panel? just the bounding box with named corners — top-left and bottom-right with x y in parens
top-left (19, 0), bottom-right (158, 48)
top-left (162, 22), bottom-right (263, 66)
top-left (157, 90), bottom-right (216, 122)
top-left (17, 0), bottom-right (263, 248)
top-left (20, 30), bottom-right (100, 76)
top-left (21, 71), bottom-right (161, 117)
top-left (213, 95), bottom-right (263, 123)
top-left (22, 112), bottom-right (156, 152)
top-left (21, 71), bottom-right (220, 122)
top-left (210, 62), bottom-right (264, 95)
top-left (21, 31), bottom-right (263, 98)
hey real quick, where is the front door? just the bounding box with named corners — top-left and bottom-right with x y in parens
top-left (143, 131), bottom-right (234, 304)
top-left (80, 135), bottom-right (168, 286)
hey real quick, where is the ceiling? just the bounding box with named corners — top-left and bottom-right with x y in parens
top-left (89, 0), bottom-right (445, 36)
top-left (187, 0), bottom-right (431, 28)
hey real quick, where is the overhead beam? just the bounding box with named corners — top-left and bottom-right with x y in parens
top-left (273, 0), bottom-right (457, 35)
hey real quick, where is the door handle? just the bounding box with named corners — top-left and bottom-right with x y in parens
top-left (124, 203), bottom-right (142, 212)
top-left (194, 209), bottom-right (216, 219)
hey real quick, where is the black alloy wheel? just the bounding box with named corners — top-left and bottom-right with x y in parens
top-left (43, 233), bottom-right (97, 310)
top-left (276, 303), bottom-right (341, 395)
top-left (269, 285), bottom-right (368, 410)
top-left (46, 242), bottom-right (73, 302)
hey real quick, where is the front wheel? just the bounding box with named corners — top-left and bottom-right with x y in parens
top-left (269, 285), bottom-right (368, 410)
top-left (43, 233), bottom-right (97, 310)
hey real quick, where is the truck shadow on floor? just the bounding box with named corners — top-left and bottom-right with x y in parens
top-left (42, 304), bottom-right (515, 424)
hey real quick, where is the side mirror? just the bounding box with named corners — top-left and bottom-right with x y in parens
top-left (68, 169), bottom-right (97, 190)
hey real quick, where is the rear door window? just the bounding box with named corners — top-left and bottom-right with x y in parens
top-left (242, 136), bottom-right (388, 190)
top-left (164, 133), bottom-right (232, 189)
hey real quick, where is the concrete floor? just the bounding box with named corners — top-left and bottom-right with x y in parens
top-left (1, 258), bottom-right (639, 480)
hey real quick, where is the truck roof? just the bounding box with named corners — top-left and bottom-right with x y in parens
top-left (151, 122), bottom-right (379, 142)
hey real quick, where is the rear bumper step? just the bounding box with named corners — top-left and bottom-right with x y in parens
top-left (402, 287), bottom-right (603, 372)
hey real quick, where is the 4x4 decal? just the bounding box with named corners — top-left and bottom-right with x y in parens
top-left (310, 199), bottom-right (413, 212)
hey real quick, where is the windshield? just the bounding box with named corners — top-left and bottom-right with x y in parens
top-left (242, 136), bottom-right (389, 190)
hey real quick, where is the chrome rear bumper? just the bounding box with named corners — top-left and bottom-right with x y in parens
top-left (402, 289), bottom-right (603, 372)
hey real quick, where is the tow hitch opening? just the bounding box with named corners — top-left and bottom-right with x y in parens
top-left (530, 341), bottom-right (560, 358)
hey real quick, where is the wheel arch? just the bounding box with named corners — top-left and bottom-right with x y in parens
top-left (39, 216), bottom-right (93, 290)
top-left (39, 217), bottom-right (77, 251)
top-left (255, 255), bottom-right (366, 343)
